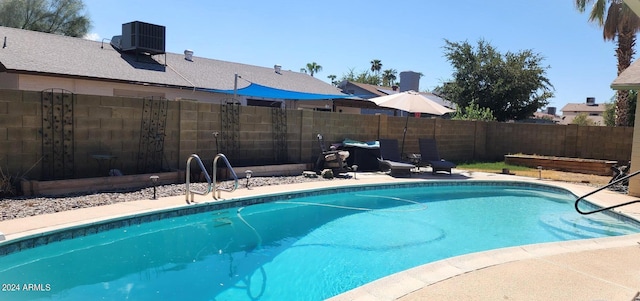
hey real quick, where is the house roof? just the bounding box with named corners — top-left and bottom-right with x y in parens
top-left (611, 58), bottom-right (640, 90)
top-left (344, 81), bottom-right (390, 97)
top-left (339, 81), bottom-right (456, 109)
top-left (558, 114), bottom-right (605, 125)
top-left (0, 26), bottom-right (347, 97)
top-left (560, 103), bottom-right (607, 112)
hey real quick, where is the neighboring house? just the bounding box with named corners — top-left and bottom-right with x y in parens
top-left (335, 80), bottom-right (455, 115)
top-left (519, 107), bottom-right (562, 124)
top-left (560, 97), bottom-right (606, 125)
top-left (0, 23), bottom-right (351, 110)
top-left (338, 80), bottom-right (395, 98)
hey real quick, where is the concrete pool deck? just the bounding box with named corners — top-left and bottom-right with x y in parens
top-left (1, 170), bottom-right (640, 300)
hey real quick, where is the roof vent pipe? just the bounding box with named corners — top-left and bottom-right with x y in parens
top-left (184, 49), bottom-right (193, 61)
top-left (3, 36), bottom-right (6, 48)
top-left (274, 64), bottom-right (282, 74)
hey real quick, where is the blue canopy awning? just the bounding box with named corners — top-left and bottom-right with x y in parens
top-left (204, 83), bottom-right (354, 100)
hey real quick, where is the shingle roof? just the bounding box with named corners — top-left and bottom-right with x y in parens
top-left (346, 82), bottom-right (389, 97)
top-left (558, 114), bottom-right (605, 125)
top-left (0, 26), bottom-right (346, 95)
top-left (340, 81), bottom-right (455, 109)
top-left (561, 103), bottom-right (606, 113)
top-left (611, 58), bottom-right (640, 90)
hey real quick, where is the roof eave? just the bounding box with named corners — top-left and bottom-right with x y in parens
top-left (611, 83), bottom-right (640, 90)
top-left (4, 69), bottom-right (202, 91)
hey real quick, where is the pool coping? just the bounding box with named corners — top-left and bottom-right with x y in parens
top-left (329, 233), bottom-right (640, 300)
top-left (1, 171), bottom-right (640, 300)
top-left (0, 177), bottom-right (626, 255)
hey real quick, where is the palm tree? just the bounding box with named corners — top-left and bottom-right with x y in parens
top-left (370, 59), bottom-right (383, 76)
top-left (370, 59), bottom-right (383, 73)
top-left (327, 74), bottom-right (337, 86)
top-left (575, 0), bottom-right (640, 126)
top-left (382, 69), bottom-right (397, 86)
top-left (305, 62), bottom-right (322, 77)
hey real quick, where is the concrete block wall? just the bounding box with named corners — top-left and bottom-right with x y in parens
top-left (574, 126), bottom-right (632, 162)
top-left (0, 90), bottom-right (41, 178)
top-left (73, 95), bottom-right (145, 177)
top-left (293, 110), bottom-right (381, 164)
top-left (626, 103), bottom-right (640, 197)
top-left (377, 116), bottom-right (478, 162)
top-left (177, 100), bottom-right (199, 170)
top-left (194, 102), bottom-right (221, 166)
top-left (164, 101), bottom-right (181, 171)
top-left (431, 119), bottom-right (477, 161)
top-left (0, 89), bottom-right (635, 183)
top-left (485, 123), bottom-right (568, 161)
top-left (237, 105), bottom-right (278, 166)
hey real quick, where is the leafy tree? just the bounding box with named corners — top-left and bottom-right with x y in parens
top-left (575, 0), bottom-right (640, 126)
top-left (304, 62), bottom-right (322, 77)
top-left (437, 39), bottom-right (554, 122)
top-left (604, 90), bottom-right (637, 126)
top-left (355, 71), bottom-right (380, 85)
top-left (603, 101), bottom-right (616, 126)
top-left (630, 90), bottom-right (637, 126)
top-left (340, 68), bottom-right (380, 85)
top-left (382, 69), bottom-right (397, 86)
top-left (571, 112), bottom-right (597, 126)
top-left (451, 102), bottom-right (496, 121)
top-left (0, 0), bottom-right (90, 37)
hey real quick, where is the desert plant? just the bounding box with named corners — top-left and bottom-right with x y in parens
top-left (0, 157), bottom-right (43, 197)
top-left (0, 166), bottom-right (14, 196)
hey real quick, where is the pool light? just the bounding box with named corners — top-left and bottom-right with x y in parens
top-left (245, 170), bottom-right (253, 189)
top-left (150, 175), bottom-right (159, 199)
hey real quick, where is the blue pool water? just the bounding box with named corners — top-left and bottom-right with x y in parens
top-left (0, 183), bottom-right (639, 301)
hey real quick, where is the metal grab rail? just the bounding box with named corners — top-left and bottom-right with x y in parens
top-left (185, 154), bottom-right (212, 204)
top-left (213, 153), bottom-right (238, 200)
top-left (575, 169), bottom-right (640, 215)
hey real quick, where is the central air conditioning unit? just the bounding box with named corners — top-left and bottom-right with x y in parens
top-left (120, 21), bottom-right (166, 55)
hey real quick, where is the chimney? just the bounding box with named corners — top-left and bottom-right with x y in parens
top-left (274, 64), bottom-right (282, 74)
top-left (184, 49), bottom-right (194, 61)
top-left (399, 71), bottom-right (421, 92)
top-left (547, 107), bottom-right (556, 115)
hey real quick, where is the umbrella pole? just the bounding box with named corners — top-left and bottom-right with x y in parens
top-left (401, 113), bottom-right (409, 157)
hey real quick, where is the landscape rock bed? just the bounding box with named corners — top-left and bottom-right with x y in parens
top-left (0, 175), bottom-right (349, 221)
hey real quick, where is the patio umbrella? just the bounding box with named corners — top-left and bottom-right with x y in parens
top-left (367, 90), bottom-right (454, 155)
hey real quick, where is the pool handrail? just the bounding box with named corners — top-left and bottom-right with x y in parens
top-left (213, 153), bottom-right (238, 200)
top-left (575, 168), bottom-right (640, 215)
top-left (185, 154), bottom-right (212, 203)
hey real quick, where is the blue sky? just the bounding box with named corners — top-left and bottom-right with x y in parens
top-left (83, 0), bottom-right (620, 112)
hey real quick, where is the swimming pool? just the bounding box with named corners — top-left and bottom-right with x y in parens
top-left (0, 181), bottom-right (638, 301)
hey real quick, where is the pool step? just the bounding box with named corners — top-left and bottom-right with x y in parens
top-left (539, 213), bottom-right (635, 239)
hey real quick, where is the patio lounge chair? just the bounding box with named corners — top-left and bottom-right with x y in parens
top-left (418, 138), bottom-right (456, 175)
top-left (378, 139), bottom-right (415, 177)
top-left (315, 134), bottom-right (349, 174)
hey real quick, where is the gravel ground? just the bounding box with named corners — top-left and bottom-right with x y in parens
top-left (0, 172), bottom-right (628, 222)
top-left (0, 175), bottom-right (350, 221)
